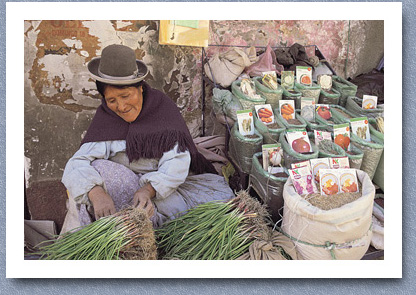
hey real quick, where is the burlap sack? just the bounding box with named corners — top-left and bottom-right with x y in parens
top-left (281, 170), bottom-right (374, 260)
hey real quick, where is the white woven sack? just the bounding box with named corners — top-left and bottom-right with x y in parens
top-left (281, 170), bottom-right (374, 260)
top-left (204, 47), bottom-right (257, 88)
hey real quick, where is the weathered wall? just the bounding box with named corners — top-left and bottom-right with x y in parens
top-left (24, 20), bottom-right (383, 186)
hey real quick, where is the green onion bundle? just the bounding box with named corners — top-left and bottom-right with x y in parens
top-left (156, 191), bottom-right (271, 260)
top-left (37, 207), bottom-right (157, 260)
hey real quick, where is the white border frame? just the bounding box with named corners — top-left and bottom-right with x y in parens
top-left (7, 2), bottom-right (402, 278)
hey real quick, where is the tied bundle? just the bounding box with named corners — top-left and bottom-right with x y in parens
top-left (37, 208), bottom-right (157, 260)
top-left (156, 191), bottom-right (270, 260)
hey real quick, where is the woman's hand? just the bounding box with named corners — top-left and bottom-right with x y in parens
top-left (88, 186), bottom-right (116, 220)
top-left (132, 183), bottom-right (156, 217)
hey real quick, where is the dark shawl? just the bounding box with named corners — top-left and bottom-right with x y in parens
top-left (81, 81), bottom-right (217, 175)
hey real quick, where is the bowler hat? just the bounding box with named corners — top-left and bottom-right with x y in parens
top-left (87, 44), bottom-right (148, 85)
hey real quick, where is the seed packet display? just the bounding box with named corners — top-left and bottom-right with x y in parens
top-left (262, 143), bottom-right (284, 173)
top-left (333, 123), bottom-right (351, 151)
top-left (362, 95), bottom-right (378, 110)
top-left (317, 74), bottom-right (333, 91)
top-left (300, 98), bottom-right (315, 122)
top-left (329, 157), bottom-right (350, 169)
top-left (315, 104), bottom-right (331, 120)
top-left (289, 166), bottom-right (318, 195)
top-left (350, 117), bottom-right (371, 142)
top-left (314, 130), bottom-right (332, 147)
top-left (338, 169), bottom-right (359, 193)
top-left (319, 169), bottom-right (340, 196)
top-left (281, 71), bottom-right (295, 89)
top-left (255, 104), bottom-right (275, 125)
top-left (310, 158), bottom-right (330, 184)
top-left (296, 66), bottom-right (312, 86)
top-left (279, 100), bottom-right (295, 120)
top-left (236, 109), bottom-right (255, 136)
top-left (286, 129), bottom-right (313, 154)
top-left (291, 160), bottom-right (312, 172)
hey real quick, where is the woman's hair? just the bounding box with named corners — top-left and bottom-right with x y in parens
top-left (96, 80), bottom-right (143, 98)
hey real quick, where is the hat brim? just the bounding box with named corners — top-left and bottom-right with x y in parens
top-left (87, 57), bottom-right (149, 85)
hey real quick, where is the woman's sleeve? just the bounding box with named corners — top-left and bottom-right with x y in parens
top-left (61, 141), bottom-right (112, 205)
top-left (138, 143), bottom-right (191, 199)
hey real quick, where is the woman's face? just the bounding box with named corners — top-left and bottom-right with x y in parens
top-left (104, 85), bottom-right (143, 123)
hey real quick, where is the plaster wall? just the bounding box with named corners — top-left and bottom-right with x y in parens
top-left (24, 20), bottom-right (383, 186)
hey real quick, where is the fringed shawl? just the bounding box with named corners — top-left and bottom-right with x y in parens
top-left (81, 82), bottom-right (216, 175)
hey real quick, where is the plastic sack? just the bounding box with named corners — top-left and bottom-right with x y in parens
top-left (275, 113), bottom-right (307, 130)
top-left (228, 123), bottom-right (263, 174)
top-left (212, 88), bottom-right (243, 122)
top-left (331, 75), bottom-right (358, 107)
top-left (368, 119), bottom-right (384, 191)
top-left (350, 130), bottom-right (384, 180)
top-left (294, 82), bottom-right (321, 107)
top-left (346, 145), bottom-right (364, 170)
top-left (204, 47), bottom-right (257, 88)
top-left (249, 152), bottom-right (288, 222)
top-left (281, 170), bottom-right (374, 260)
top-left (253, 114), bottom-right (285, 144)
top-left (253, 76), bottom-right (284, 110)
top-left (319, 88), bottom-right (341, 105)
top-left (345, 97), bottom-right (384, 119)
top-left (231, 79), bottom-right (266, 110)
top-left (279, 131), bottom-right (319, 169)
top-left (245, 45), bottom-right (284, 77)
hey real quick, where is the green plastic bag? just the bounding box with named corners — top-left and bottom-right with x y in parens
top-left (350, 129), bottom-right (384, 180)
top-left (212, 88), bottom-right (243, 122)
top-left (330, 105), bottom-right (359, 124)
top-left (275, 112), bottom-right (307, 130)
top-left (319, 88), bottom-right (341, 105)
top-left (298, 111), bottom-right (331, 132)
top-left (332, 75), bottom-right (358, 107)
top-left (252, 76), bottom-right (283, 110)
top-left (346, 144), bottom-right (364, 170)
top-left (228, 122), bottom-right (263, 174)
top-left (294, 81), bottom-right (321, 107)
top-left (368, 118), bottom-right (384, 191)
top-left (277, 78), bottom-right (302, 107)
top-left (345, 97), bottom-right (384, 119)
top-left (231, 79), bottom-right (266, 110)
top-left (316, 139), bottom-right (346, 158)
top-left (253, 113), bottom-right (285, 144)
top-left (279, 131), bottom-right (319, 169)
top-left (249, 152), bottom-right (288, 222)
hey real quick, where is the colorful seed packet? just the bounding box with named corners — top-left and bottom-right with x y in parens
top-left (289, 166), bottom-right (318, 195)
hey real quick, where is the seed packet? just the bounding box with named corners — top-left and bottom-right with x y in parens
top-left (281, 71), bottom-right (295, 89)
top-left (289, 166), bottom-right (318, 195)
top-left (333, 123), bottom-right (351, 151)
top-left (314, 130), bottom-right (332, 147)
top-left (362, 95), bottom-right (378, 110)
top-left (240, 78), bottom-right (262, 100)
top-left (315, 104), bottom-right (332, 120)
top-left (300, 97), bottom-right (316, 122)
top-left (317, 74), bottom-right (333, 91)
top-left (262, 143), bottom-right (284, 173)
top-left (319, 169), bottom-right (340, 196)
top-left (279, 100), bottom-right (295, 120)
top-left (286, 129), bottom-right (313, 153)
top-left (255, 104), bottom-right (275, 125)
top-left (329, 157), bottom-right (350, 169)
top-left (350, 117), bottom-right (371, 142)
top-left (236, 109), bottom-right (255, 136)
top-left (296, 66), bottom-right (313, 86)
top-left (338, 169), bottom-right (359, 193)
top-left (310, 158), bottom-right (330, 184)
top-left (291, 160), bottom-right (312, 172)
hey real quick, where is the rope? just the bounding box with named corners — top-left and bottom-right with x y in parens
top-left (274, 224), bottom-right (372, 260)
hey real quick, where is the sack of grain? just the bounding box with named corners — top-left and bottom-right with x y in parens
top-left (280, 170), bottom-right (374, 260)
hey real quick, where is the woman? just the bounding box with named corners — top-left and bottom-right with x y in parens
top-left (61, 44), bottom-right (234, 230)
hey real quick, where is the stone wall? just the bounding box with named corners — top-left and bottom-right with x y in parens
top-left (24, 20), bottom-right (384, 186)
